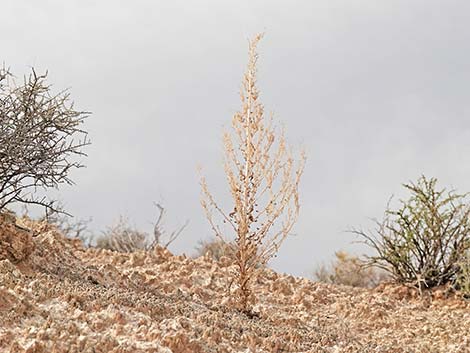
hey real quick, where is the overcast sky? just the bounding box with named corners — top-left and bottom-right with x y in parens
top-left (3, 0), bottom-right (470, 277)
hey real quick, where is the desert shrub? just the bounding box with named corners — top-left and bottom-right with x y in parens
top-left (39, 204), bottom-right (92, 242)
top-left (95, 204), bottom-right (187, 252)
top-left (95, 216), bottom-right (147, 252)
top-left (47, 213), bottom-right (92, 242)
top-left (313, 251), bottom-right (389, 288)
top-left (15, 203), bottom-right (92, 245)
top-left (0, 67), bottom-right (89, 213)
top-left (194, 238), bottom-right (237, 261)
top-left (351, 176), bottom-right (470, 290)
top-left (200, 34), bottom-right (306, 312)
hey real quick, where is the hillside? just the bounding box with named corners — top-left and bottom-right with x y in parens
top-left (1, 217), bottom-right (469, 353)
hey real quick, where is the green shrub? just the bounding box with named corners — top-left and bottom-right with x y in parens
top-left (351, 176), bottom-right (470, 290)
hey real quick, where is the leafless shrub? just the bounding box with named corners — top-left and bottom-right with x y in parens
top-left (17, 204), bottom-right (92, 244)
top-left (313, 251), bottom-right (389, 288)
top-left (95, 216), bottom-right (147, 253)
top-left (200, 34), bottom-right (306, 312)
top-left (0, 67), bottom-right (89, 214)
top-left (95, 204), bottom-right (187, 253)
top-left (50, 214), bottom-right (91, 241)
top-left (43, 206), bottom-right (92, 244)
top-left (350, 176), bottom-right (470, 291)
top-left (194, 237), bottom-right (237, 261)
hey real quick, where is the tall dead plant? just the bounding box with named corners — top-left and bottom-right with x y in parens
top-left (200, 34), bottom-right (306, 312)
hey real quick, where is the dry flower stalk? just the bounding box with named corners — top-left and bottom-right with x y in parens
top-left (200, 34), bottom-right (306, 311)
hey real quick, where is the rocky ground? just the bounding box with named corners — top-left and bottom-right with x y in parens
top-left (1, 216), bottom-right (470, 353)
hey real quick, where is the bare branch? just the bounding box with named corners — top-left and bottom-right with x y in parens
top-left (146, 202), bottom-right (188, 251)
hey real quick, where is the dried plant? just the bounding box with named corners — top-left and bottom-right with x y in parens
top-left (313, 251), bottom-right (389, 288)
top-left (48, 214), bottom-right (92, 242)
top-left (351, 176), bottom-right (470, 290)
top-left (0, 67), bottom-right (89, 214)
top-left (95, 216), bottom-right (147, 253)
top-left (200, 34), bottom-right (306, 311)
top-left (42, 205), bottom-right (92, 244)
top-left (194, 237), bottom-right (238, 261)
top-left (96, 204), bottom-right (187, 253)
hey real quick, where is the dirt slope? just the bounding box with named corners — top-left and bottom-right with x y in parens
top-left (1, 218), bottom-right (469, 353)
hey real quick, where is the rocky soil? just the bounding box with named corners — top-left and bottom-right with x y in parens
top-left (1, 217), bottom-right (470, 353)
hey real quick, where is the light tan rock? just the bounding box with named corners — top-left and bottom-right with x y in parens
top-left (0, 214), bottom-right (34, 263)
top-left (0, 219), bottom-right (469, 352)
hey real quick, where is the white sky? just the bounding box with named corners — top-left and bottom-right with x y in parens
top-left (3, 0), bottom-right (470, 276)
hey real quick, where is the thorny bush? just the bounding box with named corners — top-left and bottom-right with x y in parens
top-left (351, 176), bottom-right (470, 291)
top-left (0, 68), bottom-right (89, 214)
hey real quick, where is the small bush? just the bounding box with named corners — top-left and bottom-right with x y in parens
top-left (194, 238), bottom-right (237, 261)
top-left (49, 215), bottom-right (92, 243)
top-left (351, 176), bottom-right (470, 290)
top-left (95, 204), bottom-right (187, 253)
top-left (313, 251), bottom-right (389, 288)
top-left (36, 204), bottom-right (92, 243)
top-left (96, 216), bottom-right (147, 252)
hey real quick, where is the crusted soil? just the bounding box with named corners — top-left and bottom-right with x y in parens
top-left (0, 214), bottom-right (34, 264)
top-left (0, 218), bottom-right (469, 353)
